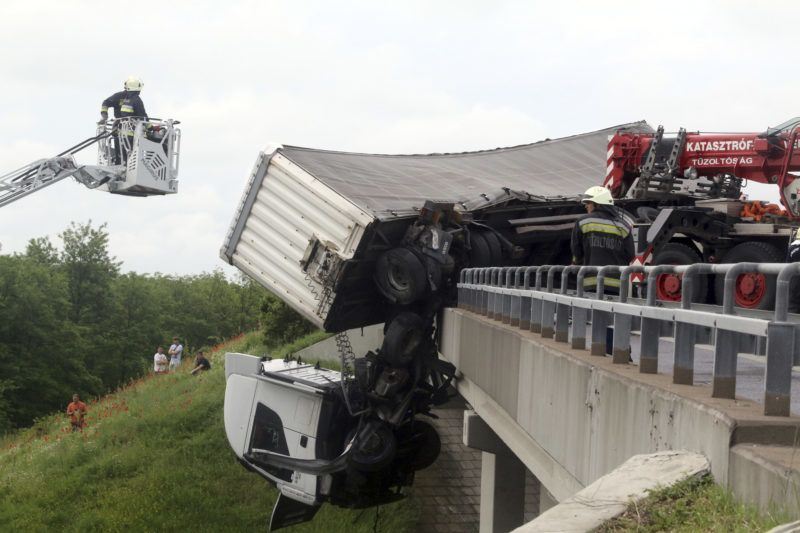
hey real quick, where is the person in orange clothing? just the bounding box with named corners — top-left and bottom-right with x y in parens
top-left (67, 393), bottom-right (88, 432)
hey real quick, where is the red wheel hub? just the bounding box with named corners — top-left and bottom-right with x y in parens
top-left (735, 272), bottom-right (766, 308)
top-left (656, 273), bottom-right (683, 302)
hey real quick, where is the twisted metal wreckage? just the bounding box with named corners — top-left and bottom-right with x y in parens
top-left (218, 116), bottom-right (800, 529)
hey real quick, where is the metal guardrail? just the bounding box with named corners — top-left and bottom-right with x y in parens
top-left (457, 263), bottom-right (800, 417)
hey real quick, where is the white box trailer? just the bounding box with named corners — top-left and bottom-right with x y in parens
top-left (220, 122), bottom-right (653, 332)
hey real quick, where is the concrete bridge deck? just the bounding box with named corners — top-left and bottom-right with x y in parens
top-left (439, 307), bottom-right (800, 531)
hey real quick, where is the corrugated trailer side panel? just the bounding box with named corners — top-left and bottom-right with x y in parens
top-left (221, 149), bottom-right (375, 329)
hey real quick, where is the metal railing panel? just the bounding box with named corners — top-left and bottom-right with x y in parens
top-left (456, 262), bottom-right (800, 418)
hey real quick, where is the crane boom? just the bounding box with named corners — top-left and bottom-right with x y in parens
top-left (604, 118), bottom-right (800, 216)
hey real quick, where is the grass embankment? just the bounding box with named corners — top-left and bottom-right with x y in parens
top-left (598, 474), bottom-right (788, 532)
top-left (0, 330), bottom-right (418, 532)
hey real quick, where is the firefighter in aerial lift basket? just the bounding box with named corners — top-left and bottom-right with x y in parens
top-left (99, 76), bottom-right (148, 164)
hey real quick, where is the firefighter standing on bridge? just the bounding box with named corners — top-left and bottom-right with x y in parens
top-left (571, 186), bottom-right (634, 292)
top-left (99, 76), bottom-right (148, 164)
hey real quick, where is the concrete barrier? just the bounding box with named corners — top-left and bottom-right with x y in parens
top-left (440, 307), bottom-right (800, 518)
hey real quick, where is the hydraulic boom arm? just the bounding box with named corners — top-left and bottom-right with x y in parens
top-left (0, 118), bottom-right (180, 209)
top-left (604, 118), bottom-right (800, 217)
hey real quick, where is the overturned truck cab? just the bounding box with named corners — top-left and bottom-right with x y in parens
top-left (219, 122), bottom-right (653, 529)
top-left (224, 349), bottom-right (454, 531)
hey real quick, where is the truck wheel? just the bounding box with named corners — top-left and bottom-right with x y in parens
top-left (483, 231), bottom-right (504, 266)
top-left (714, 242), bottom-right (783, 309)
top-left (375, 248), bottom-right (427, 304)
top-left (382, 312), bottom-right (425, 366)
top-left (652, 243), bottom-right (706, 302)
top-left (346, 423), bottom-right (397, 473)
top-left (397, 420), bottom-right (441, 471)
top-left (469, 232), bottom-right (492, 267)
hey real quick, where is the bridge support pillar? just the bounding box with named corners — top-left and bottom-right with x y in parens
top-left (464, 411), bottom-right (527, 533)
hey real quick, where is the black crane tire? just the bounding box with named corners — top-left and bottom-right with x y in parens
top-left (483, 231), bottom-right (504, 266)
top-left (382, 312), bottom-right (425, 366)
top-left (652, 242), bottom-right (707, 303)
top-left (346, 423), bottom-right (397, 473)
top-left (714, 241), bottom-right (783, 310)
top-left (469, 232), bottom-right (492, 267)
top-left (375, 247), bottom-right (427, 305)
top-left (397, 420), bottom-right (441, 471)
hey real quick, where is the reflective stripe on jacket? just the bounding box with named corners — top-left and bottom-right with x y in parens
top-left (101, 90), bottom-right (148, 119)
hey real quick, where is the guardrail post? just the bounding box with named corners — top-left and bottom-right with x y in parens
top-left (510, 267), bottom-right (524, 327)
top-left (519, 267), bottom-right (537, 330)
top-left (673, 320), bottom-right (695, 385)
top-left (712, 330), bottom-right (737, 399)
top-left (540, 266), bottom-right (564, 339)
top-left (612, 265), bottom-right (642, 364)
top-left (466, 269), bottom-right (476, 313)
top-left (590, 311), bottom-right (610, 356)
top-left (502, 267), bottom-right (515, 324)
top-left (530, 267), bottom-right (548, 334)
top-left (493, 268), bottom-right (504, 321)
top-left (763, 263), bottom-right (800, 416)
top-left (458, 269), bottom-right (466, 309)
top-left (712, 264), bottom-right (742, 398)
top-left (498, 267), bottom-right (507, 322)
top-left (764, 322), bottom-right (794, 416)
top-left (487, 268), bottom-right (500, 319)
top-left (589, 266), bottom-right (618, 356)
top-left (555, 266), bottom-right (579, 343)
top-left (485, 270), bottom-right (494, 318)
top-left (471, 269), bottom-right (485, 313)
top-left (481, 269), bottom-right (494, 316)
top-left (572, 267), bottom-right (597, 351)
top-left (673, 264), bottom-right (706, 385)
top-left (468, 269), bottom-right (476, 312)
top-left (640, 265), bottom-right (673, 374)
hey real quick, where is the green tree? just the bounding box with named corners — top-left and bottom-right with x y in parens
top-left (0, 255), bottom-right (100, 429)
top-left (0, 221), bottom-right (274, 435)
top-left (25, 236), bottom-right (59, 266)
top-left (260, 294), bottom-right (315, 347)
top-left (60, 221), bottom-right (121, 324)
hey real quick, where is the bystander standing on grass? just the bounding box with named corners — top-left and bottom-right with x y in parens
top-left (66, 394), bottom-right (87, 432)
top-left (153, 346), bottom-right (168, 374)
top-left (168, 336), bottom-right (183, 371)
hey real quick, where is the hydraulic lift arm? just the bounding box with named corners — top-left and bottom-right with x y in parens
top-left (0, 118), bottom-right (181, 209)
top-left (604, 118), bottom-right (800, 216)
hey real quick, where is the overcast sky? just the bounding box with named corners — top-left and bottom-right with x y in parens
top-left (0, 0), bottom-right (794, 275)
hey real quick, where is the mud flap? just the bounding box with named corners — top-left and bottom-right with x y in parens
top-left (269, 493), bottom-right (320, 531)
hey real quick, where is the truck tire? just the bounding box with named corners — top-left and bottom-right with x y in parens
top-left (469, 232), bottom-right (492, 267)
top-left (382, 312), bottom-right (425, 366)
top-left (714, 241), bottom-right (783, 309)
top-left (483, 231), bottom-right (504, 266)
top-left (346, 423), bottom-right (397, 473)
top-left (652, 243), bottom-right (707, 302)
top-left (396, 420), bottom-right (441, 471)
top-left (375, 247), bottom-right (427, 304)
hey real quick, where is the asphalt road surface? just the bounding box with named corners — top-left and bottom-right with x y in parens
top-left (624, 334), bottom-right (800, 415)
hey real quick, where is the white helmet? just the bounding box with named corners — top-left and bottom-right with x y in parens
top-left (124, 76), bottom-right (144, 92)
top-left (580, 186), bottom-right (614, 206)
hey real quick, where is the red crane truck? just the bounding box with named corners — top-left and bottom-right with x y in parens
top-left (604, 118), bottom-right (800, 308)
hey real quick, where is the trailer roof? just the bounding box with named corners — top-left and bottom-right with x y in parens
top-left (277, 120), bottom-right (653, 218)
